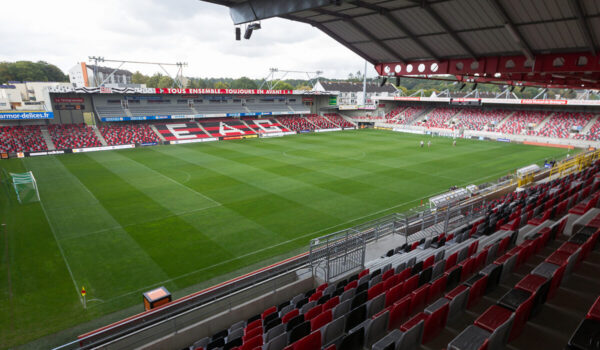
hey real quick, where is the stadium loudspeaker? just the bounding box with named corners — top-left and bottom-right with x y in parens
top-left (244, 26), bottom-right (253, 39)
top-left (380, 77), bottom-right (387, 87)
top-left (235, 27), bottom-right (241, 41)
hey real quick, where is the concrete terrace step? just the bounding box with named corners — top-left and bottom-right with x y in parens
top-left (580, 114), bottom-right (600, 135)
top-left (495, 111), bottom-right (516, 128)
top-left (92, 126), bottom-right (108, 146)
top-left (533, 112), bottom-right (555, 131)
top-left (149, 125), bottom-right (165, 142)
top-left (303, 115), bottom-right (319, 128)
top-left (511, 249), bottom-right (600, 350)
top-left (194, 121), bottom-right (212, 137)
top-left (428, 234), bottom-right (570, 350)
top-left (339, 113), bottom-right (358, 126)
top-left (407, 106), bottom-right (435, 126)
top-left (322, 115), bottom-right (341, 128)
top-left (40, 126), bottom-right (56, 150)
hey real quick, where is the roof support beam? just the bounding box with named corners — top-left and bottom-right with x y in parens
top-left (350, 0), bottom-right (441, 60)
top-left (225, 0), bottom-right (337, 24)
top-left (281, 14), bottom-right (376, 64)
top-left (570, 0), bottom-right (597, 56)
top-left (420, 1), bottom-right (477, 59)
top-left (314, 8), bottom-right (407, 63)
top-left (490, 0), bottom-right (535, 62)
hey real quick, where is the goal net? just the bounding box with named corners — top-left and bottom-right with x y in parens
top-left (10, 171), bottom-right (40, 204)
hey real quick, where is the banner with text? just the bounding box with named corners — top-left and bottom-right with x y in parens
top-left (0, 111), bottom-right (54, 120)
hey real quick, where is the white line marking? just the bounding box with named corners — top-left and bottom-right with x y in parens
top-left (123, 155), bottom-right (221, 207)
top-left (38, 188), bottom-right (83, 306)
top-left (23, 159), bottom-right (83, 306)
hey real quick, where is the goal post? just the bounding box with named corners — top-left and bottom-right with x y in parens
top-left (10, 171), bottom-right (40, 204)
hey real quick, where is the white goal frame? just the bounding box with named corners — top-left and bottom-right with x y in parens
top-left (10, 171), bottom-right (40, 204)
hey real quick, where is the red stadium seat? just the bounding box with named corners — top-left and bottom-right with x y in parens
top-left (311, 311), bottom-right (332, 331)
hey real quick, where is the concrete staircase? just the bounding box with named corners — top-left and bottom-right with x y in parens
top-left (495, 111), bottom-right (516, 128)
top-left (239, 119), bottom-right (257, 133)
top-left (92, 126), bottom-right (107, 146)
top-left (447, 108), bottom-right (465, 127)
top-left (339, 113), bottom-right (358, 126)
top-left (303, 116), bottom-right (320, 129)
top-left (579, 114), bottom-right (600, 135)
top-left (406, 106), bottom-right (435, 125)
top-left (389, 106), bottom-right (409, 121)
top-left (533, 112), bottom-right (555, 132)
top-left (149, 125), bottom-right (165, 142)
top-left (40, 126), bottom-right (56, 150)
top-left (322, 115), bottom-right (341, 128)
top-left (194, 122), bottom-right (212, 137)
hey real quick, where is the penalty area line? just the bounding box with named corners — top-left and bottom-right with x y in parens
top-left (38, 196), bottom-right (83, 306)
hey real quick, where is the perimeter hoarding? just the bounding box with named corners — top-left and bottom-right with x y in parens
top-left (0, 111), bottom-right (54, 120)
top-left (154, 88), bottom-right (293, 95)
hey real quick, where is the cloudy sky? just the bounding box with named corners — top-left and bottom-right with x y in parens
top-left (0, 0), bottom-right (376, 79)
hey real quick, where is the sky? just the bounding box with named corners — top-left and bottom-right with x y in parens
top-left (0, 0), bottom-right (376, 80)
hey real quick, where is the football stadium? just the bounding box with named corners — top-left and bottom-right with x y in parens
top-left (2, 1), bottom-right (600, 350)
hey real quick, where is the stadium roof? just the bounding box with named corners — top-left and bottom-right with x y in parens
top-left (318, 81), bottom-right (397, 93)
top-left (87, 65), bottom-right (133, 76)
top-left (202, 0), bottom-right (600, 90)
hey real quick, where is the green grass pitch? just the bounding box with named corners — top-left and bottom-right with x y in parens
top-left (0, 129), bottom-right (572, 348)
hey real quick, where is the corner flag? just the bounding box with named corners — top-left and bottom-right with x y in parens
top-left (81, 286), bottom-right (86, 297)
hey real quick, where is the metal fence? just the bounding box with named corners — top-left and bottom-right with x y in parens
top-left (309, 198), bottom-right (487, 282)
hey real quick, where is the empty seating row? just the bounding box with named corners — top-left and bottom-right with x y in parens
top-left (496, 110), bottom-right (550, 135)
top-left (0, 125), bottom-right (47, 153)
top-left (189, 219), bottom-right (524, 350)
top-left (392, 107), bottom-right (425, 125)
top-left (99, 124), bottom-right (160, 145)
top-left (535, 112), bottom-right (594, 139)
top-left (307, 115), bottom-right (338, 129)
top-left (568, 295), bottom-right (600, 349)
top-left (416, 108), bottom-right (461, 129)
top-left (449, 215), bottom-right (599, 350)
top-left (453, 109), bottom-right (510, 131)
top-left (574, 117), bottom-right (600, 141)
top-left (48, 124), bottom-right (102, 149)
top-left (324, 114), bottom-right (354, 128)
top-left (188, 160), bottom-right (600, 350)
top-left (276, 116), bottom-right (316, 132)
top-left (242, 118), bottom-right (293, 133)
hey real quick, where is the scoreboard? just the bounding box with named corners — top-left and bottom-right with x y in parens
top-left (449, 98), bottom-right (482, 106)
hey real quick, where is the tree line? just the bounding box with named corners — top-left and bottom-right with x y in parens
top-left (0, 61), bottom-right (68, 83)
